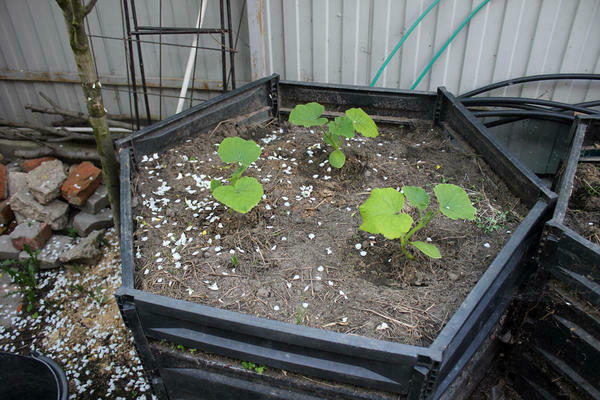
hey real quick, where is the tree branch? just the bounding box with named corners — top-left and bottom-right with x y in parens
top-left (26, 103), bottom-right (132, 130)
top-left (0, 119), bottom-right (93, 141)
top-left (84, 0), bottom-right (98, 16)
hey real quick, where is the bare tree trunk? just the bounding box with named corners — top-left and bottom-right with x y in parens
top-left (56, 0), bottom-right (120, 230)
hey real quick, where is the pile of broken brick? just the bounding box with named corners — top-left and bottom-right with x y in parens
top-left (0, 156), bottom-right (113, 269)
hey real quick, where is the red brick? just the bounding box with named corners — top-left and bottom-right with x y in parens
top-left (0, 200), bottom-right (14, 225)
top-left (61, 161), bottom-right (102, 206)
top-left (7, 220), bottom-right (17, 235)
top-left (21, 156), bottom-right (56, 173)
top-left (10, 222), bottom-right (52, 251)
top-left (0, 163), bottom-right (6, 200)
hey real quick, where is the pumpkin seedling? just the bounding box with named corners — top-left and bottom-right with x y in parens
top-left (288, 102), bottom-right (378, 168)
top-left (359, 184), bottom-right (476, 259)
top-left (210, 137), bottom-right (264, 213)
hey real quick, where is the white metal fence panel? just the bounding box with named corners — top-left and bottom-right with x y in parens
top-left (0, 0), bottom-right (251, 125)
top-left (262, 0), bottom-right (600, 101)
top-left (1, 0), bottom-right (599, 125)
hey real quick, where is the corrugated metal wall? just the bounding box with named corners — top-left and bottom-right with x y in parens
top-left (0, 0), bottom-right (251, 125)
top-left (1, 0), bottom-right (599, 125)
top-left (263, 0), bottom-right (600, 101)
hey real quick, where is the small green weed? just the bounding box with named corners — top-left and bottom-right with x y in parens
top-left (67, 227), bottom-right (79, 239)
top-left (296, 293), bottom-right (306, 325)
top-left (0, 245), bottom-right (40, 313)
top-left (241, 361), bottom-right (265, 374)
top-left (583, 179), bottom-right (600, 197)
top-left (89, 286), bottom-right (108, 306)
top-left (475, 210), bottom-right (508, 233)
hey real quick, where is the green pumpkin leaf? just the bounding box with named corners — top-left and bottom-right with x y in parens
top-left (402, 186), bottom-right (430, 211)
top-left (210, 179), bottom-right (222, 191)
top-left (218, 137), bottom-right (261, 168)
top-left (359, 188), bottom-right (413, 239)
top-left (410, 241), bottom-right (441, 258)
top-left (346, 108), bottom-right (378, 138)
top-left (434, 184), bottom-right (476, 220)
top-left (212, 176), bottom-right (264, 213)
top-left (329, 149), bottom-right (346, 168)
top-left (328, 116), bottom-right (355, 138)
top-left (289, 102), bottom-right (327, 127)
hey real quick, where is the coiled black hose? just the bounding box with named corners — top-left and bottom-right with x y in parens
top-left (461, 97), bottom-right (600, 115)
top-left (470, 110), bottom-right (575, 125)
top-left (458, 73), bottom-right (600, 98)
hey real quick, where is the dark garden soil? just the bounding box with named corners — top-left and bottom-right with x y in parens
top-left (131, 120), bottom-right (527, 347)
top-left (565, 162), bottom-right (600, 246)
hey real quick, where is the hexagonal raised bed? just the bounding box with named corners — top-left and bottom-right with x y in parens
top-left (116, 75), bottom-right (556, 399)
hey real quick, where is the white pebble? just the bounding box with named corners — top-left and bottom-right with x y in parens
top-left (376, 322), bottom-right (389, 330)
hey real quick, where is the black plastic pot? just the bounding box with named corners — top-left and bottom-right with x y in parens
top-left (0, 351), bottom-right (68, 400)
top-left (509, 116), bottom-right (600, 399)
top-left (116, 75), bottom-right (556, 399)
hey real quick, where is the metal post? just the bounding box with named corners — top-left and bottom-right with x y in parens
top-left (226, 0), bottom-right (236, 89)
top-left (122, 0), bottom-right (140, 130)
top-left (130, 0), bottom-right (153, 125)
top-left (219, 0), bottom-right (227, 92)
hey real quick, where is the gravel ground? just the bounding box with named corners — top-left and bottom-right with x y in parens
top-left (0, 228), bottom-right (155, 399)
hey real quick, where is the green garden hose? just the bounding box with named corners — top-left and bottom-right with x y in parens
top-left (369, 0), bottom-right (441, 87)
top-left (410, 0), bottom-right (491, 90)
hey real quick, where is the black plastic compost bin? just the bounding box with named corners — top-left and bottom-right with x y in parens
top-left (115, 75), bottom-right (557, 399)
top-left (508, 116), bottom-right (600, 399)
top-left (0, 351), bottom-right (68, 400)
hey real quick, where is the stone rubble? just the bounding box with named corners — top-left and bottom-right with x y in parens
top-left (25, 159), bottom-right (66, 205)
top-left (73, 184), bottom-right (109, 214)
top-left (9, 220), bottom-right (52, 251)
top-left (0, 158), bottom-right (113, 269)
top-left (7, 171), bottom-right (28, 197)
top-left (9, 191), bottom-right (69, 231)
top-left (18, 235), bottom-right (74, 270)
top-left (73, 208), bottom-right (114, 237)
top-left (61, 161), bottom-right (102, 206)
top-left (59, 229), bottom-right (104, 265)
top-left (0, 163), bottom-right (7, 200)
top-left (0, 235), bottom-right (19, 259)
top-left (21, 156), bottom-right (56, 173)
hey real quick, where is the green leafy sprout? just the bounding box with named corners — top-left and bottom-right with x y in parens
top-left (241, 361), bottom-right (265, 374)
top-left (296, 292), bottom-right (306, 325)
top-left (359, 184), bottom-right (476, 260)
top-left (0, 245), bottom-right (40, 313)
top-left (288, 102), bottom-right (379, 168)
top-left (210, 137), bottom-right (264, 213)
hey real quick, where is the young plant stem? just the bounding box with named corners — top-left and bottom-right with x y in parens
top-left (229, 164), bottom-right (246, 185)
top-left (400, 210), bottom-right (440, 259)
top-left (320, 126), bottom-right (340, 151)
